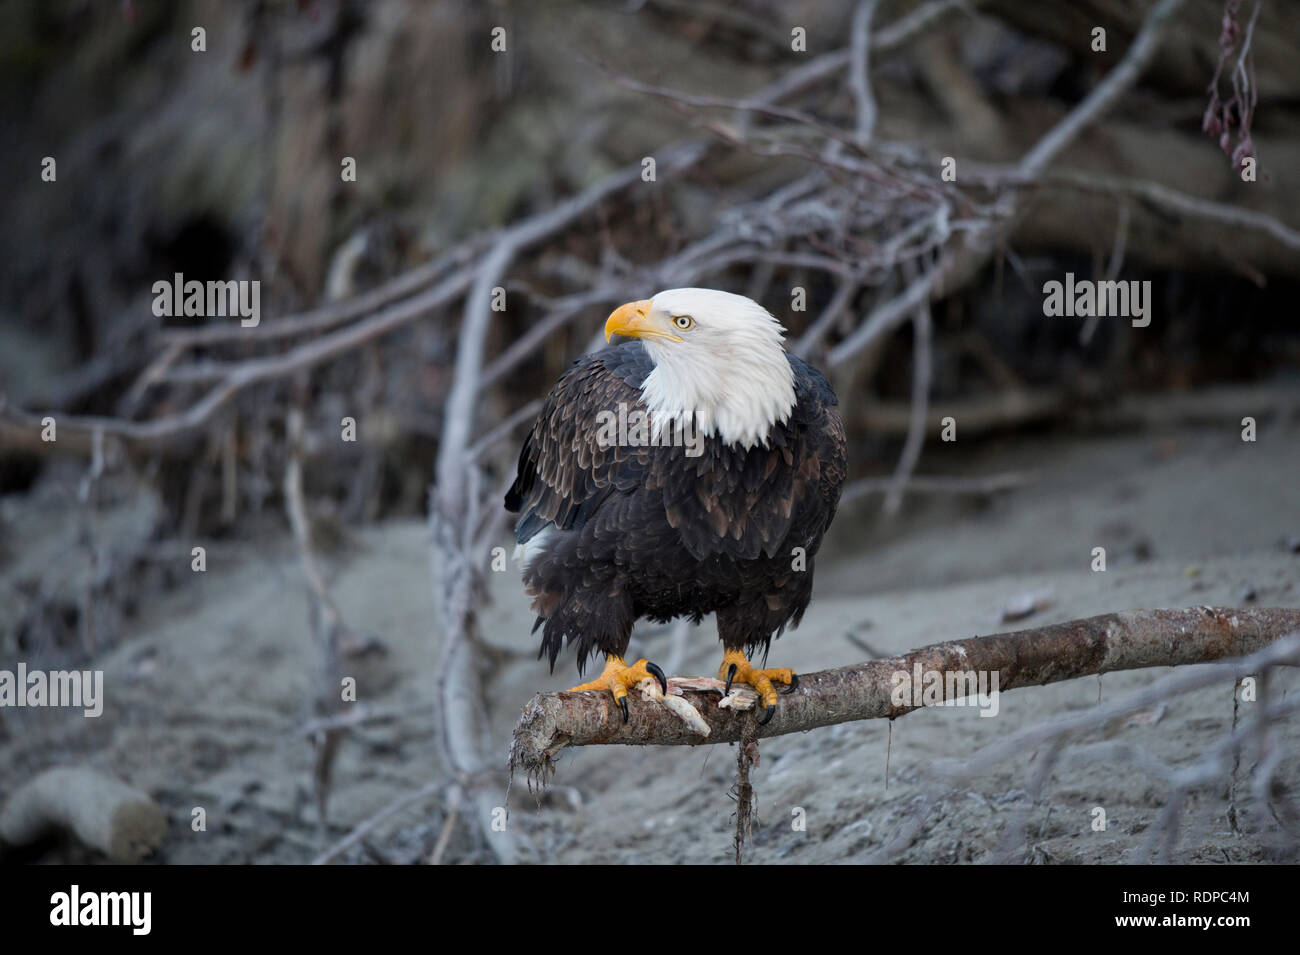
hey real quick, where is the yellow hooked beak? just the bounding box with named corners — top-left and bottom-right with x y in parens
top-left (604, 299), bottom-right (683, 343)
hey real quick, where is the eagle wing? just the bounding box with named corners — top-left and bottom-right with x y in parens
top-left (504, 343), bottom-right (654, 546)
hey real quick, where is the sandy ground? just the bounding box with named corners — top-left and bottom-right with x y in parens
top-left (2, 409), bottom-right (1298, 864)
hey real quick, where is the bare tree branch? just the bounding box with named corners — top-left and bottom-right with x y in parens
top-left (510, 606), bottom-right (1300, 778)
top-left (882, 285), bottom-right (932, 515)
top-left (873, 0), bottom-right (985, 52)
top-left (160, 241), bottom-right (483, 349)
top-left (825, 0), bottom-right (1189, 369)
top-left (1017, 0), bottom-right (1188, 176)
top-left (975, 166), bottom-right (1300, 253)
top-left (0, 269), bottom-right (475, 450)
top-left (284, 406), bottom-right (350, 823)
top-left (428, 142), bottom-right (708, 863)
top-left (849, 0), bottom-right (881, 147)
top-left (826, 256), bottom-right (946, 367)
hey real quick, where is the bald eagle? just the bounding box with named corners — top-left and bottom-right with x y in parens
top-left (506, 288), bottom-right (846, 724)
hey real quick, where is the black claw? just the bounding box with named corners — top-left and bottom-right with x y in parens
top-left (619, 696), bottom-right (629, 723)
top-left (758, 703), bottom-right (776, 726)
top-left (725, 663), bottom-right (738, 697)
top-left (780, 672), bottom-right (800, 694)
top-left (646, 661), bottom-right (668, 694)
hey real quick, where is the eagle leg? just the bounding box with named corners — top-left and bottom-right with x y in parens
top-left (718, 648), bottom-right (797, 725)
top-left (568, 655), bottom-right (667, 723)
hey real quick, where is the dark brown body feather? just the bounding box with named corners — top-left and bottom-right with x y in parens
top-left (505, 341), bottom-right (846, 673)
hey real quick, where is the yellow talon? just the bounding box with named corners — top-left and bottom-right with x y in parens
top-left (568, 655), bottom-right (667, 722)
top-left (717, 648), bottom-right (797, 724)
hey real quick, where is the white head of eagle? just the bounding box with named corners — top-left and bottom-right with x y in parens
top-left (604, 288), bottom-right (797, 449)
top-left (506, 286), bottom-right (846, 726)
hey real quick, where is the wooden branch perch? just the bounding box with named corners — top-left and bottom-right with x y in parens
top-left (510, 606), bottom-right (1300, 780)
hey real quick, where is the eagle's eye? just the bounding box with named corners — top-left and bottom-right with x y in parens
top-left (672, 315), bottom-right (694, 330)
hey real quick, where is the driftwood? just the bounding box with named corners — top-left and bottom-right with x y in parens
top-left (0, 767), bottom-right (166, 862)
top-left (510, 606), bottom-right (1300, 780)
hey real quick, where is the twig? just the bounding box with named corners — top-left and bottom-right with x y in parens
top-left (607, 73), bottom-right (860, 155)
top-left (849, 0), bottom-right (880, 148)
top-left (479, 287), bottom-right (625, 390)
top-left (295, 701), bottom-right (436, 738)
top-left (311, 780), bottom-right (441, 865)
top-left (841, 469), bottom-right (1036, 505)
top-left (0, 269), bottom-right (476, 450)
top-left (1081, 199), bottom-right (1130, 345)
top-left (826, 258), bottom-right (946, 367)
top-left (1018, 0), bottom-right (1188, 177)
top-left (872, 0), bottom-right (984, 52)
top-left (285, 407), bottom-right (347, 824)
top-left (793, 280), bottom-right (857, 358)
top-left (160, 241), bottom-right (481, 349)
top-left (429, 794), bottom-right (460, 867)
top-left (882, 268), bottom-right (932, 515)
top-left (467, 399), bottom-right (544, 462)
top-left (733, 726), bottom-right (759, 865)
top-left (825, 0), bottom-right (1189, 368)
top-left (1034, 168), bottom-right (1300, 252)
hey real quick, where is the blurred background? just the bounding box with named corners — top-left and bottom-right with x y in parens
top-left (0, 0), bottom-right (1297, 865)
